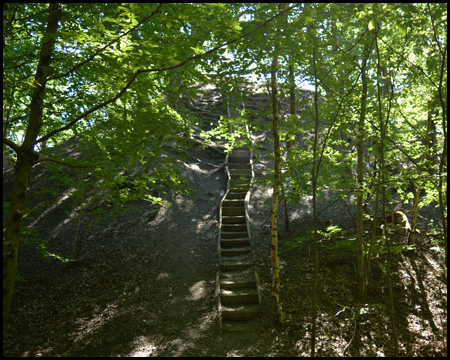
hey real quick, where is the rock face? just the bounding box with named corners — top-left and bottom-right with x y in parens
top-left (215, 144), bottom-right (262, 332)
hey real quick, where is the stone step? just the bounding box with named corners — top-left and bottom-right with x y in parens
top-left (226, 191), bottom-right (247, 200)
top-left (229, 168), bottom-right (252, 177)
top-left (223, 199), bottom-right (244, 207)
top-left (220, 253), bottom-right (254, 270)
top-left (230, 172), bottom-right (252, 178)
top-left (220, 250), bottom-right (253, 261)
top-left (221, 231), bottom-right (248, 239)
top-left (222, 216), bottom-right (246, 224)
top-left (220, 278), bottom-right (256, 290)
top-left (220, 238), bottom-right (251, 248)
top-left (220, 261), bottom-right (254, 271)
top-left (230, 180), bottom-right (251, 185)
top-left (229, 176), bottom-right (251, 182)
top-left (228, 184), bottom-right (250, 192)
top-left (231, 149), bottom-right (251, 157)
top-left (222, 207), bottom-right (245, 216)
top-left (230, 176), bottom-right (252, 183)
top-left (220, 288), bottom-right (259, 304)
top-left (228, 156), bottom-right (249, 164)
top-left (220, 267), bottom-right (254, 281)
top-left (221, 224), bottom-right (247, 232)
top-left (221, 246), bottom-right (252, 257)
top-left (227, 163), bottom-right (251, 170)
top-left (221, 304), bottom-right (260, 321)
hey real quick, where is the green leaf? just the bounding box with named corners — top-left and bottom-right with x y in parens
top-left (368, 19), bottom-right (375, 30)
top-left (230, 20), bottom-right (242, 31)
top-left (188, 88), bottom-right (197, 98)
top-left (41, 33), bottom-right (53, 43)
top-left (190, 46), bottom-right (203, 54)
top-left (305, 16), bottom-right (314, 25)
top-left (399, 26), bottom-right (407, 36)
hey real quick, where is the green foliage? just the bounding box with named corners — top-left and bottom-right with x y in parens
top-left (284, 225), bottom-right (349, 251)
top-left (201, 110), bottom-right (253, 152)
top-left (2, 0), bottom-right (446, 309)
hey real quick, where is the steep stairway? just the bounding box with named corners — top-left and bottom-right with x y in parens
top-left (215, 145), bottom-right (261, 332)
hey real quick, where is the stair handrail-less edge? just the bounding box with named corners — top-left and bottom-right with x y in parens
top-left (215, 116), bottom-right (261, 331)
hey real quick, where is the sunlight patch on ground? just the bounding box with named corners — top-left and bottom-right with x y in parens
top-left (29, 187), bottom-right (77, 229)
top-left (195, 216), bottom-right (213, 232)
top-left (187, 280), bottom-right (207, 300)
top-left (187, 162), bottom-right (208, 174)
top-left (156, 272), bottom-right (171, 280)
top-left (423, 253), bottom-right (441, 271)
top-left (192, 309), bottom-right (216, 332)
top-left (173, 193), bottom-right (194, 212)
top-left (170, 309), bottom-right (216, 355)
top-left (201, 213), bottom-right (212, 220)
top-left (166, 338), bottom-right (189, 356)
top-left (71, 302), bottom-right (119, 344)
top-left (127, 335), bottom-right (157, 357)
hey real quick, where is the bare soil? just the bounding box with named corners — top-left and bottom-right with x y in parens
top-left (3, 119), bottom-right (447, 357)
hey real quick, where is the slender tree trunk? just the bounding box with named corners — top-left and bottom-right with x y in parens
top-left (436, 50), bottom-right (447, 266)
top-left (310, 21), bottom-right (320, 357)
top-left (3, 155), bottom-right (35, 336)
top-left (3, 3), bottom-right (60, 335)
top-left (366, 184), bottom-right (380, 280)
top-left (408, 187), bottom-right (420, 245)
top-left (287, 63), bottom-right (296, 155)
top-left (375, 24), bottom-right (398, 356)
top-left (270, 33), bottom-right (284, 326)
top-left (410, 99), bottom-right (435, 246)
top-left (281, 62), bottom-right (297, 232)
top-left (356, 45), bottom-right (368, 300)
top-left (281, 184), bottom-right (289, 231)
top-left (269, 2), bottom-right (288, 326)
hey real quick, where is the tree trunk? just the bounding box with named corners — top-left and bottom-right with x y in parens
top-left (410, 99), bottom-right (436, 246)
top-left (282, 62), bottom-right (296, 232)
top-left (270, 35), bottom-right (284, 326)
top-left (408, 188), bottom-right (420, 245)
top-left (310, 21), bottom-right (320, 357)
top-left (356, 44), bottom-right (368, 300)
top-left (269, 3), bottom-right (287, 325)
top-left (375, 24), bottom-right (398, 356)
top-left (3, 154), bottom-right (35, 335)
top-left (3, 3), bottom-right (60, 335)
top-left (281, 184), bottom-right (289, 231)
top-left (287, 63), bottom-right (296, 155)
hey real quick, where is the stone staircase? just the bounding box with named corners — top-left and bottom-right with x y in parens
top-left (215, 146), bottom-right (261, 332)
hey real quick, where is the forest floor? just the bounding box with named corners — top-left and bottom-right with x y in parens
top-left (3, 127), bottom-right (447, 357)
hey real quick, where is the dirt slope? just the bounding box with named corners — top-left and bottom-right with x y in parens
top-left (3, 88), bottom-right (447, 356)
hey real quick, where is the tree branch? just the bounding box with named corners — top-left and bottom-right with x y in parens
top-left (36, 126), bottom-right (159, 169)
top-left (427, 3), bottom-right (443, 57)
top-left (36, 3), bottom-right (301, 146)
top-left (3, 136), bottom-right (21, 154)
top-left (378, 36), bottom-right (439, 90)
top-left (48, 3), bottom-right (163, 81)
